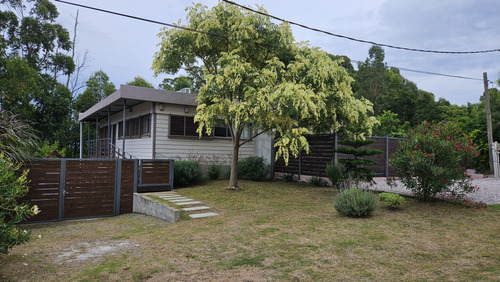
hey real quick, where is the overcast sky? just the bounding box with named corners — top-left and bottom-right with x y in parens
top-left (50, 0), bottom-right (500, 106)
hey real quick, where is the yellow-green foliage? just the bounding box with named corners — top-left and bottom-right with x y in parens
top-left (378, 192), bottom-right (406, 208)
top-left (152, 2), bottom-right (376, 170)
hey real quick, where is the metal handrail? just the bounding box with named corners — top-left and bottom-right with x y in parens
top-left (87, 138), bottom-right (137, 159)
top-left (109, 142), bottom-right (137, 159)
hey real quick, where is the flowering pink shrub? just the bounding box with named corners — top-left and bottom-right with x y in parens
top-left (389, 121), bottom-right (479, 201)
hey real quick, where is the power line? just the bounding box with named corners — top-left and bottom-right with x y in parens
top-left (54, 0), bottom-right (225, 38)
top-left (54, 0), bottom-right (492, 84)
top-left (352, 60), bottom-right (483, 81)
top-left (222, 0), bottom-right (500, 55)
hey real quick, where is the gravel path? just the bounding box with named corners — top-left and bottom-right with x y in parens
top-left (370, 177), bottom-right (500, 205)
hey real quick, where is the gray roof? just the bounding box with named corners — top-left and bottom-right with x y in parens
top-left (78, 84), bottom-right (197, 122)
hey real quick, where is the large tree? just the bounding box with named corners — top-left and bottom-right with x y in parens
top-left (127, 76), bottom-right (154, 88)
top-left (74, 70), bottom-right (116, 113)
top-left (355, 45), bottom-right (388, 115)
top-left (1, 0), bottom-right (76, 154)
top-left (152, 2), bottom-right (375, 189)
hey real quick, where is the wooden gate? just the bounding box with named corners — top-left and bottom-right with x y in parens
top-left (22, 158), bottom-right (173, 223)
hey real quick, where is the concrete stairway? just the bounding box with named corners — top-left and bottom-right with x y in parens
top-left (154, 191), bottom-right (219, 219)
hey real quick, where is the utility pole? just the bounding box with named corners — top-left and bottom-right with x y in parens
top-left (483, 72), bottom-right (494, 173)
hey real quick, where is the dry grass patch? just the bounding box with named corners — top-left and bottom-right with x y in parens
top-left (1, 180), bottom-right (499, 281)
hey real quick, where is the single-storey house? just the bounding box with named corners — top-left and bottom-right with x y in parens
top-left (78, 85), bottom-right (272, 165)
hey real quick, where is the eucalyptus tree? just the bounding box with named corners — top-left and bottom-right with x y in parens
top-left (153, 2), bottom-right (376, 189)
top-left (355, 45), bottom-right (388, 115)
top-left (1, 0), bottom-right (75, 152)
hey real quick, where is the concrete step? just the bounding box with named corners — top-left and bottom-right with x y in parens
top-left (183, 206), bottom-right (211, 211)
top-left (189, 212), bottom-right (219, 219)
top-left (158, 195), bottom-right (183, 199)
top-left (168, 198), bottom-right (195, 203)
top-left (174, 201), bottom-right (202, 206)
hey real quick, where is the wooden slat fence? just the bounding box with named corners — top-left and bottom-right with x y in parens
top-left (137, 160), bottom-right (174, 193)
top-left (22, 158), bottom-right (173, 223)
top-left (274, 134), bottom-right (404, 178)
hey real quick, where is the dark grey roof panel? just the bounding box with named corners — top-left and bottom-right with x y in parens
top-left (78, 84), bottom-right (197, 122)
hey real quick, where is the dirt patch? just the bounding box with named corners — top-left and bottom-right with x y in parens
top-left (52, 240), bottom-right (139, 264)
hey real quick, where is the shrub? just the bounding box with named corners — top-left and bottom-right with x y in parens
top-left (334, 188), bottom-right (378, 217)
top-left (378, 192), bottom-right (405, 208)
top-left (207, 164), bottom-right (222, 180)
top-left (0, 153), bottom-right (40, 254)
top-left (309, 176), bottom-right (327, 187)
top-left (390, 121), bottom-right (479, 201)
top-left (333, 139), bottom-right (382, 185)
top-left (238, 156), bottom-right (270, 181)
top-left (174, 160), bottom-right (203, 187)
top-left (281, 173), bottom-right (295, 182)
top-left (326, 161), bottom-right (348, 190)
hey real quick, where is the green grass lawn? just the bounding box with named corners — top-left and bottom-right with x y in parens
top-left (1, 180), bottom-right (499, 281)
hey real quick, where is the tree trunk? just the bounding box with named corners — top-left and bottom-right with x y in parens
top-left (228, 142), bottom-right (240, 190)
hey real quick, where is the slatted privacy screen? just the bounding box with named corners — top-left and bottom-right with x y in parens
top-left (138, 159), bottom-right (174, 193)
top-left (22, 158), bottom-right (173, 223)
top-left (275, 134), bottom-right (404, 178)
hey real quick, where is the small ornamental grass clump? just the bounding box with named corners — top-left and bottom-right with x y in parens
top-left (390, 121), bottom-right (479, 202)
top-left (281, 173), bottom-right (295, 182)
top-left (334, 188), bottom-right (378, 217)
top-left (378, 192), bottom-right (406, 209)
top-left (309, 176), bottom-right (327, 187)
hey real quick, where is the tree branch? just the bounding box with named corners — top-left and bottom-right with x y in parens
top-left (239, 129), bottom-right (271, 147)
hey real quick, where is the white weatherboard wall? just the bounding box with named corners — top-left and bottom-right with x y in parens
top-left (154, 104), bottom-right (255, 163)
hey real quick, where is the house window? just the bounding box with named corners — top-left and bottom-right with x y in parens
top-left (170, 115), bottom-right (198, 137)
top-left (214, 125), bottom-right (231, 137)
top-left (129, 117), bottom-right (140, 137)
top-left (117, 114), bottom-right (151, 139)
top-left (169, 115), bottom-right (250, 139)
top-left (140, 115), bottom-right (151, 136)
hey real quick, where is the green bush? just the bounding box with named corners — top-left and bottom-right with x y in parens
top-left (326, 161), bottom-right (348, 190)
top-left (334, 188), bottom-right (378, 217)
top-left (390, 121), bottom-right (479, 201)
top-left (309, 176), bottom-right (327, 187)
top-left (0, 153), bottom-right (40, 254)
top-left (207, 164), bottom-right (222, 180)
top-left (378, 192), bottom-right (406, 208)
top-left (33, 141), bottom-right (66, 158)
top-left (281, 173), bottom-right (295, 182)
top-left (238, 156), bottom-right (270, 181)
top-left (174, 160), bottom-right (203, 187)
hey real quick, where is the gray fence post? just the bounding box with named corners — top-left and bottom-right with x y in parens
top-left (170, 159), bottom-right (175, 190)
top-left (298, 151), bottom-right (302, 181)
top-left (114, 159), bottom-right (122, 216)
top-left (333, 133), bottom-right (338, 165)
top-left (58, 159), bottom-right (66, 221)
top-left (133, 159), bottom-right (139, 193)
top-left (385, 134), bottom-right (389, 178)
